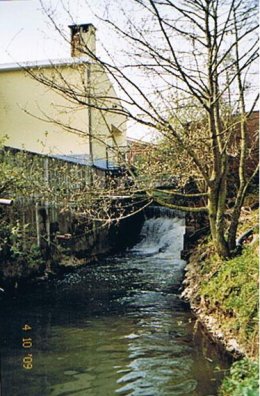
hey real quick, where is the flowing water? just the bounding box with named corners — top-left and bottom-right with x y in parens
top-left (0, 211), bottom-right (230, 396)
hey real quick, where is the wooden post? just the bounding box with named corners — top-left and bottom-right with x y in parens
top-left (44, 157), bottom-right (49, 184)
top-left (45, 202), bottom-right (51, 247)
top-left (22, 200), bottom-right (26, 250)
top-left (44, 157), bottom-right (51, 246)
top-left (35, 202), bottom-right (40, 247)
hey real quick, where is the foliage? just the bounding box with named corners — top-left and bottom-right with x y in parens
top-left (0, 145), bottom-right (146, 277)
top-left (0, 216), bottom-right (45, 280)
top-left (0, 146), bottom-right (141, 221)
top-left (0, 145), bottom-right (48, 273)
top-left (200, 242), bottom-right (259, 354)
top-left (183, 206), bottom-right (259, 359)
top-left (183, 209), bottom-right (259, 395)
top-left (219, 358), bottom-right (259, 396)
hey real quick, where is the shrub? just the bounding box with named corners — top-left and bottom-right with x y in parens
top-left (219, 358), bottom-right (259, 396)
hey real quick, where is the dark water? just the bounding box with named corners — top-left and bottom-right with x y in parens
top-left (0, 216), bottom-right (230, 396)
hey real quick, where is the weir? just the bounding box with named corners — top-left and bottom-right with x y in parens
top-left (0, 208), bottom-right (230, 396)
top-left (144, 205), bottom-right (186, 219)
top-left (133, 211), bottom-right (185, 258)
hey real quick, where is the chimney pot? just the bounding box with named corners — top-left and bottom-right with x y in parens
top-left (69, 23), bottom-right (96, 58)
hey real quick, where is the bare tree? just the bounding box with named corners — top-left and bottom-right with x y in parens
top-left (25, 0), bottom-right (258, 257)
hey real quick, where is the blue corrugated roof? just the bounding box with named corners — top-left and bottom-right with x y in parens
top-left (52, 153), bottom-right (119, 170)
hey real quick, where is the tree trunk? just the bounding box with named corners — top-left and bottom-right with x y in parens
top-left (227, 167), bottom-right (258, 251)
top-left (208, 181), bottom-right (230, 258)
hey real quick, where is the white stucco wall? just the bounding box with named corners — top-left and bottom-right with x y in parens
top-left (0, 61), bottom-right (127, 165)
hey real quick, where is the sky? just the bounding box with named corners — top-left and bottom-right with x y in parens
top-left (0, 0), bottom-right (141, 66)
top-left (0, 0), bottom-right (101, 63)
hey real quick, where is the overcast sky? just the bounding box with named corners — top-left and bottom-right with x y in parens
top-left (0, 0), bottom-right (103, 63)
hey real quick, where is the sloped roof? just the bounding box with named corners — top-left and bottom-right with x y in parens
top-left (0, 57), bottom-right (91, 72)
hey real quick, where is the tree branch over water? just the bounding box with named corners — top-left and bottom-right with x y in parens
top-left (21, 0), bottom-right (259, 258)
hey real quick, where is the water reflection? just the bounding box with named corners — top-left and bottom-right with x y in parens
top-left (0, 216), bottom-right (230, 395)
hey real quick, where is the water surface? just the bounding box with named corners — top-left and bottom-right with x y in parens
top-left (0, 215), bottom-right (230, 396)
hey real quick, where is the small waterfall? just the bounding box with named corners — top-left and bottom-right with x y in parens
top-left (144, 205), bottom-right (186, 219)
top-left (132, 206), bottom-right (186, 260)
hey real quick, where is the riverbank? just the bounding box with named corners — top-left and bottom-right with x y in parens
top-left (0, 210), bottom-right (229, 396)
top-left (181, 207), bottom-right (259, 394)
top-left (0, 208), bottom-right (145, 291)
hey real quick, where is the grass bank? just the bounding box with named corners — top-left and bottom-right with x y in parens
top-left (182, 208), bottom-right (259, 395)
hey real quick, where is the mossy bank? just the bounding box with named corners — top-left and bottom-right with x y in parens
top-left (182, 208), bottom-right (259, 395)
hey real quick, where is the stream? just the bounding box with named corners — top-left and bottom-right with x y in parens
top-left (0, 211), bottom-right (230, 396)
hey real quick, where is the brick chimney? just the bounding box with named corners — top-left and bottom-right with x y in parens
top-left (69, 23), bottom-right (96, 58)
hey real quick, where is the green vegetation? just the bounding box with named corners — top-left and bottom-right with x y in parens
top-left (219, 358), bottom-right (259, 396)
top-left (0, 218), bottom-right (45, 281)
top-left (199, 235), bottom-right (259, 396)
top-left (0, 145), bottom-right (142, 281)
top-left (185, 208), bottom-right (259, 395)
top-left (185, 207), bottom-right (259, 357)
top-left (200, 240), bottom-right (258, 356)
